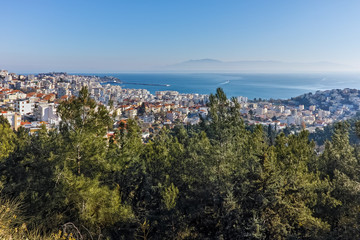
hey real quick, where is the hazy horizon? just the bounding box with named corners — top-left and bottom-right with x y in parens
top-left (9, 59), bottom-right (360, 75)
top-left (2, 0), bottom-right (360, 73)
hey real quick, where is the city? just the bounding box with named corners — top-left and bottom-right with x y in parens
top-left (1, 69), bottom-right (359, 139)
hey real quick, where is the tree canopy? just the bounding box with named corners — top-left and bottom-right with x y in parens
top-left (0, 87), bottom-right (359, 239)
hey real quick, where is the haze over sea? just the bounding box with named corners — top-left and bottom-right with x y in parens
top-left (92, 73), bottom-right (360, 100)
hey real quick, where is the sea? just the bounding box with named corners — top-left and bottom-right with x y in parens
top-left (90, 73), bottom-right (360, 100)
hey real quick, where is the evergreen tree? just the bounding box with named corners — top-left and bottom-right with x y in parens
top-left (319, 122), bottom-right (360, 239)
top-left (0, 116), bottom-right (15, 162)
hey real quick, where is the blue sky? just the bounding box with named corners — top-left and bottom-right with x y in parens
top-left (1, 0), bottom-right (360, 72)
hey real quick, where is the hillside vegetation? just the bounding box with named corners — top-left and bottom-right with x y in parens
top-left (0, 88), bottom-right (359, 239)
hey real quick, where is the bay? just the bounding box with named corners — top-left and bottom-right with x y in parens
top-left (92, 73), bottom-right (360, 100)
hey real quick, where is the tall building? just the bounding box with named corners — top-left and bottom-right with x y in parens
top-left (15, 100), bottom-right (35, 115)
top-left (0, 111), bottom-right (21, 130)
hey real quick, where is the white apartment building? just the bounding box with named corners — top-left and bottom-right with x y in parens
top-left (0, 111), bottom-right (21, 130)
top-left (15, 99), bottom-right (35, 115)
top-left (36, 103), bottom-right (59, 124)
top-left (309, 105), bottom-right (316, 111)
top-left (256, 107), bottom-right (267, 115)
top-left (237, 96), bottom-right (248, 103)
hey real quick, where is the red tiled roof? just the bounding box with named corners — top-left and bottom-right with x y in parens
top-left (26, 92), bottom-right (36, 98)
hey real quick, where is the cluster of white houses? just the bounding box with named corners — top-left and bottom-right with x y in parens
top-left (1, 69), bottom-right (360, 135)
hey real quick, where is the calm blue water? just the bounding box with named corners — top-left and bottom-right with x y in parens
top-left (91, 73), bottom-right (360, 100)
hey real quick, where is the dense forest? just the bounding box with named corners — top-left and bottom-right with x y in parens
top-left (1, 88), bottom-right (360, 239)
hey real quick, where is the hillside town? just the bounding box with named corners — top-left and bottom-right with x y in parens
top-left (1, 69), bottom-right (360, 138)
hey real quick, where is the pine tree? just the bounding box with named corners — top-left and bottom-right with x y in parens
top-left (319, 122), bottom-right (360, 238)
top-left (57, 87), bottom-right (134, 236)
top-left (0, 116), bottom-right (15, 162)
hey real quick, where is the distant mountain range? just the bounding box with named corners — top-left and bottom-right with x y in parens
top-left (161, 59), bottom-right (356, 73)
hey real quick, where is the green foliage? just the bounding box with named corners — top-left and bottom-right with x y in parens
top-left (0, 194), bottom-right (55, 239)
top-left (0, 88), bottom-right (360, 239)
top-left (0, 117), bottom-right (15, 161)
top-left (162, 183), bottom-right (179, 210)
top-left (318, 122), bottom-right (360, 239)
top-left (310, 114), bottom-right (360, 146)
top-left (66, 174), bottom-right (134, 227)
